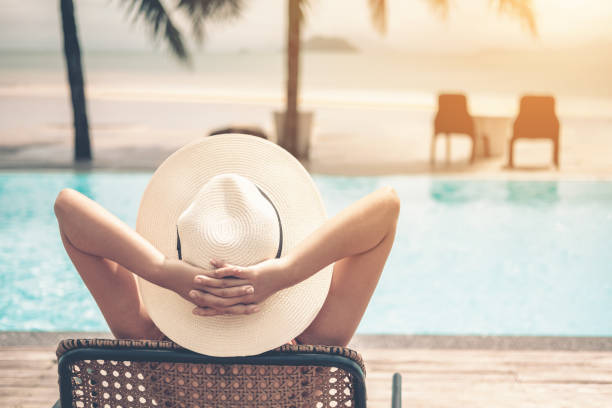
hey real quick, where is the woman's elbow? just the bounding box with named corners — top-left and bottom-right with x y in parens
top-left (54, 188), bottom-right (78, 221)
top-left (380, 186), bottom-right (400, 221)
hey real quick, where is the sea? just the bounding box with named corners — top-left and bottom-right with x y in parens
top-left (1, 49), bottom-right (612, 147)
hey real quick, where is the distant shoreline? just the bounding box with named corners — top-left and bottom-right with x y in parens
top-left (303, 35), bottom-right (359, 53)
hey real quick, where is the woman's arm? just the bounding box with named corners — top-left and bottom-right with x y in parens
top-left (54, 189), bottom-right (166, 284)
top-left (54, 188), bottom-right (254, 308)
top-left (192, 186), bottom-right (400, 315)
top-left (284, 185), bottom-right (400, 285)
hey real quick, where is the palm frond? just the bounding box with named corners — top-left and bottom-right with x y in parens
top-left (368, 0), bottom-right (387, 35)
top-left (423, 0), bottom-right (450, 19)
top-left (423, 0), bottom-right (536, 35)
top-left (492, 0), bottom-right (537, 36)
top-left (298, 0), bottom-right (311, 24)
top-left (118, 0), bottom-right (189, 62)
top-left (176, 0), bottom-right (243, 43)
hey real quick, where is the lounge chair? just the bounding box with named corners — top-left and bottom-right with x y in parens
top-left (431, 93), bottom-right (477, 165)
top-left (52, 338), bottom-right (403, 407)
top-left (508, 95), bottom-right (560, 168)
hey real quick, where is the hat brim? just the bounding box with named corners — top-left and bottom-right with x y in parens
top-left (135, 134), bottom-right (333, 356)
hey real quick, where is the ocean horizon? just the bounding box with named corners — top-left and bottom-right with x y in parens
top-left (1, 49), bottom-right (611, 117)
top-left (2, 49), bottom-right (611, 168)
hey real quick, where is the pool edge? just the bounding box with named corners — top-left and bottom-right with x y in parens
top-left (2, 331), bottom-right (611, 351)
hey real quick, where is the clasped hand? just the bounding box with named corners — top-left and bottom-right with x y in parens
top-left (165, 257), bottom-right (293, 317)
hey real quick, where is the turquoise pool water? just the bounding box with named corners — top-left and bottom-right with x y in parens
top-left (1, 172), bottom-right (611, 336)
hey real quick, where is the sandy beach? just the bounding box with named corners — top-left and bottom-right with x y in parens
top-left (2, 92), bottom-right (612, 179)
top-left (1, 50), bottom-right (611, 178)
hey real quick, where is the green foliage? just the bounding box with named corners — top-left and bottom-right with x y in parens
top-left (177, 0), bottom-right (243, 43)
top-left (118, 0), bottom-right (243, 62)
top-left (117, 0), bottom-right (536, 63)
top-left (368, 0), bottom-right (387, 34)
top-left (423, 0), bottom-right (537, 36)
top-left (493, 0), bottom-right (537, 35)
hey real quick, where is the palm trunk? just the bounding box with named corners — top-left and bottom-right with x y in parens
top-left (282, 0), bottom-right (301, 157)
top-left (60, 0), bottom-right (92, 161)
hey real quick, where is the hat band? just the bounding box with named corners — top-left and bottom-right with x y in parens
top-left (175, 186), bottom-right (283, 262)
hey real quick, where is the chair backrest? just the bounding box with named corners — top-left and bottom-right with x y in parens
top-left (56, 338), bottom-right (367, 408)
top-left (514, 95), bottom-right (559, 139)
top-left (518, 95), bottom-right (556, 119)
top-left (434, 93), bottom-right (474, 135)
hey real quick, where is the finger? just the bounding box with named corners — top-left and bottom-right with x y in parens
top-left (210, 265), bottom-right (236, 277)
top-left (209, 260), bottom-right (252, 279)
top-left (202, 285), bottom-right (254, 298)
top-left (219, 303), bottom-right (260, 315)
top-left (194, 303), bottom-right (260, 316)
top-left (213, 265), bottom-right (251, 279)
top-left (210, 259), bottom-right (227, 268)
top-left (191, 307), bottom-right (218, 316)
top-left (189, 290), bottom-right (255, 308)
top-left (193, 275), bottom-right (250, 289)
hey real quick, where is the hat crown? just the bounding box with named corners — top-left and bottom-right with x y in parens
top-left (177, 173), bottom-right (280, 268)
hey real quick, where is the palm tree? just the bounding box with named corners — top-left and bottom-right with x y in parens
top-left (60, 0), bottom-right (536, 161)
top-left (280, 0), bottom-right (537, 158)
top-left (59, 0), bottom-right (243, 162)
top-left (60, 0), bottom-right (91, 161)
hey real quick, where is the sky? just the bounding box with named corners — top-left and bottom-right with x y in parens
top-left (0, 0), bottom-right (611, 54)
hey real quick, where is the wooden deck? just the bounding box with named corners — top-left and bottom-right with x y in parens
top-left (1, 345), bottom-right (611, 407)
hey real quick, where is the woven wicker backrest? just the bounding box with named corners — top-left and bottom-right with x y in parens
top-left (56, 338), bottom-right (366, 408)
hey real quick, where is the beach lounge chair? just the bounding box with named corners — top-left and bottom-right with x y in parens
top-left (508, 95), bottom-right (560, 168)
top-left (431, 93), bottom-right (477, 165)
top-left (52, 338), bottom-right (402, 407)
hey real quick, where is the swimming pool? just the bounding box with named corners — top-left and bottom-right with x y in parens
top-left (1, 172), bottom-right (611, 336)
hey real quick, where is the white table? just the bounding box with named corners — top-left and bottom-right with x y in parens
top-left (473, 116), bottom-right (513, 158)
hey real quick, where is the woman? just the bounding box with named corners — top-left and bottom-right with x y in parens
top-left (53, 149), bottom-right (399, 349)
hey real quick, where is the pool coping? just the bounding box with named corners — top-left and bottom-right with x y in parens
top-left (3, 167), bottom-right (612, 182)
top-left (2, 331), bottom-right (611, 351)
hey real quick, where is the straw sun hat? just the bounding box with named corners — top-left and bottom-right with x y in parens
top-left (135, 134), bottom-right (333, 356)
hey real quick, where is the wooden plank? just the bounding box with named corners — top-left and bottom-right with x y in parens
top-left (0, 351), bottom-right (57, 362)
top-left (0, 369), bottom-right (58, 380)
top-left (0, 360), bottom-right (56, 370)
